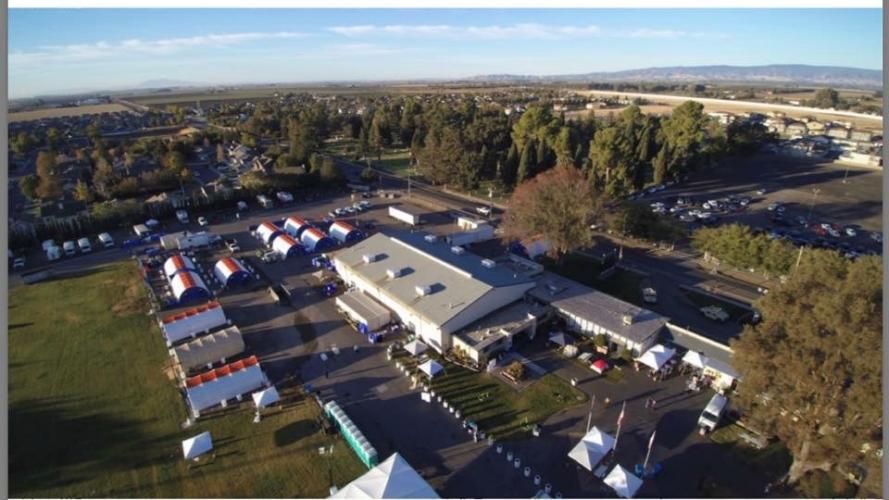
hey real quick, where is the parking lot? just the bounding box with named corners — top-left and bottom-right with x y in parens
top-left (640, 154), bottom-right (883, 258)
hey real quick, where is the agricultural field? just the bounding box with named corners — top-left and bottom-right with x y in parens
top-left (9, 103), bottom-right (132, 122)
top-left (9, 262), bottom-right (364, 498)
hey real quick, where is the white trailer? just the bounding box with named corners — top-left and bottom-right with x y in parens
top-left (388, 205), bottom-right (421, 226)
top-left (257, 195), bottom-right (274, 209)
top-left (446, 225), bottom-right (496, 246)
top-left (98, 233), bottom-right (115, 248)
top-left (177, 232), bottom-right (218, 250)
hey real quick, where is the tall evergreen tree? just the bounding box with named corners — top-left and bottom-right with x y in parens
top-left (517, 140), bottom-right (536, 184)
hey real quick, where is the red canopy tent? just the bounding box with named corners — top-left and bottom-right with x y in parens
top-left (591, 359), bottom-right (610, 374)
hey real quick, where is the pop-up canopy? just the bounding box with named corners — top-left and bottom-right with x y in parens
top-left (182, 431), bottom-right (213, 460)
top-left (635, 344), bottom-right (676, 371)
top-left (418, 359), bottom-right (444, 378)
top-left (403, 340), bottom-right (428, 356)
top-left (604, 464), bottom-right (643, 498)
top-left (330, 452), bottom-right (439, 498)
top-left (568, 426), bottom-right (615, 471)
top-left (549, 332), bottom-right (571, 347)
top-left (252, 386), bottom-right (280, 409)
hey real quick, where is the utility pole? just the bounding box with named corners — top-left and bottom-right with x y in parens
top-left (488, 188), bottom-right (494, 220)
top-left (806, 188), bottom-right (821, 222)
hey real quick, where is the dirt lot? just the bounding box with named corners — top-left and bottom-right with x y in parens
top-left (9, 103), bottom-right (132, 122)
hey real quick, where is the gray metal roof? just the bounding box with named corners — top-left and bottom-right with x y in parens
top-left (332, 231), bottom-right (535, 328)
top-left (662, 323), bottom-right (734, 367)
top-left (530, 271), bottom-right (668, 345)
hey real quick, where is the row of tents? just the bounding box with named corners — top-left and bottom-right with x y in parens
top-left (157, 300), bottom-right (276, 418)
top-left (256, 216), bottom-right (365, 258)
top-left (161, 254), bottom-right (252, 303)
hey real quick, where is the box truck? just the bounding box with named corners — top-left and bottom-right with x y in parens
top-left (388, 205), bottom-right (421, 226)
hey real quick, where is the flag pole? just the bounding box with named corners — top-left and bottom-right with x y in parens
top-left (613, 401), bottom-right (626, 450)
top-left (642, 430), bottom-right (656, 473)
top-left (586, 394), bottom-right (596, 433)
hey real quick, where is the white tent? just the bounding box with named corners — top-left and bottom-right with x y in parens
top-left (418, 360), bottom-right (444, 378)
top-left (549, 331), bottom-right (571, 347)
top-left (702, 356), bottom-right (741, 382)
top-left (635, 344), bottom-right (676, 371)
top-left (603, 465), bottom-right (643, 499)
top-left (567, 426), bottom-right (616, 471)
top-left (185, 358), bottom-right (267, 414)
top-left (681, 350), bottom-right (707, 369)
top-left (160, 301), bottom-right (227, 345)
top-left (182, 431), bottom-right (213, 460)
top-left (403, 340), bottom-right (428, 356)
top-left (330, 452), bottom-right (439, 499)
top-left (252, 386), bottom-right (280, 409)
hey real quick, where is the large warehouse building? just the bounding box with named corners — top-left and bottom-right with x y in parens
top-left (332, 231), bottom-right (537, 352)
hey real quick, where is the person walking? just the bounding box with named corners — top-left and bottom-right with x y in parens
top-left (650, 398), bottom-right (657, 410)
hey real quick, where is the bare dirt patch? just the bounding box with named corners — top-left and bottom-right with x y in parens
top-left (9, 103), bottom-right (132, 122)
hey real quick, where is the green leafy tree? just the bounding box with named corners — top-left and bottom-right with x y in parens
top-left (319, 157), bottom-right (344, 186)
top-left (35, 151), bottom-right (62, 201)
top-left (73, 179), bottom-right (94, 203)
top-left (812, 88), bottom-right (840, 109)
top-left (503, 164), bottom-right (602, 261)
top-left (516, 140), bottom-right (536, 184)
top-left (732, 253), bottom-right (882, 484)
top-left (19, 175), bottom-right (39, 199)
top-left (46, 127), bottom-right (62, 149)
top-left (12, 132), bottom-right (37, 155)
top-left (657, 101), bottom-right (710, 180)
top-left (510, 105), bottom-right (559, 153)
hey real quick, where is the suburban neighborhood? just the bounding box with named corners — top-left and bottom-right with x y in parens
top-left (5, 5), bottom-right (885, 500)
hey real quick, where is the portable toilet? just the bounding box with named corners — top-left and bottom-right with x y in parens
top-left (300, 227), bottom-right (336, 253)
top-left (283, 216), bottom-right (311, 239)
top-left (256, 222), bottom-right (283, 245)
top-left (163, 254), bottom-right (197, 279)
top-left (272, 233), bottom-right (305, 259)
top-left (213, 257), bottom-right (251, 287)
top-left (328, 220), bottom-right (364, 244)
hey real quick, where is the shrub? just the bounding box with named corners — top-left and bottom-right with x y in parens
top-left (504, 360), bottom-right (525, 381)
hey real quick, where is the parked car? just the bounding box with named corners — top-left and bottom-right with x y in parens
top-left (225, 238), bottom-right (240, 252)
top-left (198, 216), bottom-right (209, 227)
top-left (698, 393), bottom-right (729, 433)
top-left (844, 227), bottom-right (857, 237)
top-left (756, 188), bottom-right (767, 196)
top-left (475, 206), bottom-right (492, 216)
top-left (700, 305), bottom-right (729, 322)
top-left (12, 257), bottom-right (25, 269)
top-left (77, 237), bottom-right (92, 253)
top-left (767, 202), bottom-right (780, 211)
top-left (63, 241), bottom-right (77, 257)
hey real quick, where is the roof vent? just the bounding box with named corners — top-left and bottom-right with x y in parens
top-left (362, 253), bottom-right (380, 264)
top-left (386, 268), bottom-right (403, 279)
top-left (622, 313), bottom-right (634, 326)
top-left (480, 259), bottom-right (496, 269)
top-left (415, 284), bottom-right (432, 297)
top-left (451, 246), bottom-right (465, 255)
top-left (424, 234), bottom-right (438, 243)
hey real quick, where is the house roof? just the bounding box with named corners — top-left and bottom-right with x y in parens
top-left (332, 231), bottom-right (535, 328)
top-left (530, 271), bottom-right (668, 345)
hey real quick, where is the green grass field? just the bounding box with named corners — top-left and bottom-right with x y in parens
top-left (391, 352), bottom-right (585, 440)
top-left (9, 262), bottom-right (364, 498)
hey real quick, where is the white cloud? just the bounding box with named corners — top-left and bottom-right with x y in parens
top-left (11, 31), bottom-right (309, 68)
top-left (328, 23), bottom-right (601, 40)
top-left (327, 23), bottom-right (728, 41)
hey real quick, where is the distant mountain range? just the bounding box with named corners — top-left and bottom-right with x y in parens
top-left (466, 64), bottom-right (883, 89)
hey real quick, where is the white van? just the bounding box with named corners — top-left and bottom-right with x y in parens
top-left (77, 237), bottom-right (92, 253)
top-left (98, 232), bottom-right (115, 248)
top-left (63, 241), bottom-right (77, 257)
top-left (698, 393), bottom-right (728, 433)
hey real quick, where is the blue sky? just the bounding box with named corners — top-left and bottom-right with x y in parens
top-left (8, 9), bottom-right (883, 98)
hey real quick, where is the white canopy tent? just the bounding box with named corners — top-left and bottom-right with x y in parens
top-left (418, 360), bottom-right (444, 378)
top-left (567, 426), bottom-right (616, 471)
top-left (603, 465), bottom-right (643, 499)
top-left (635, 344), bottom-right (676, 371)
top-left (681, 350), bottom-right (707, 369)
top-left (182, 431), bottom-right (213, 460)
top-left (403, 340), bottom-right (429, 356)
top-left (549, 331), bottom-right (571, 347)
top-left (330, 452), bottom-right (439, 499)
top-left (252, 386), bottom-right (280, 409)
top-left (160, 301), bottom-right (227, 345)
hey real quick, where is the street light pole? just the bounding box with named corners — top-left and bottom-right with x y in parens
top-left (806, 188), bottom-right (821, 222)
